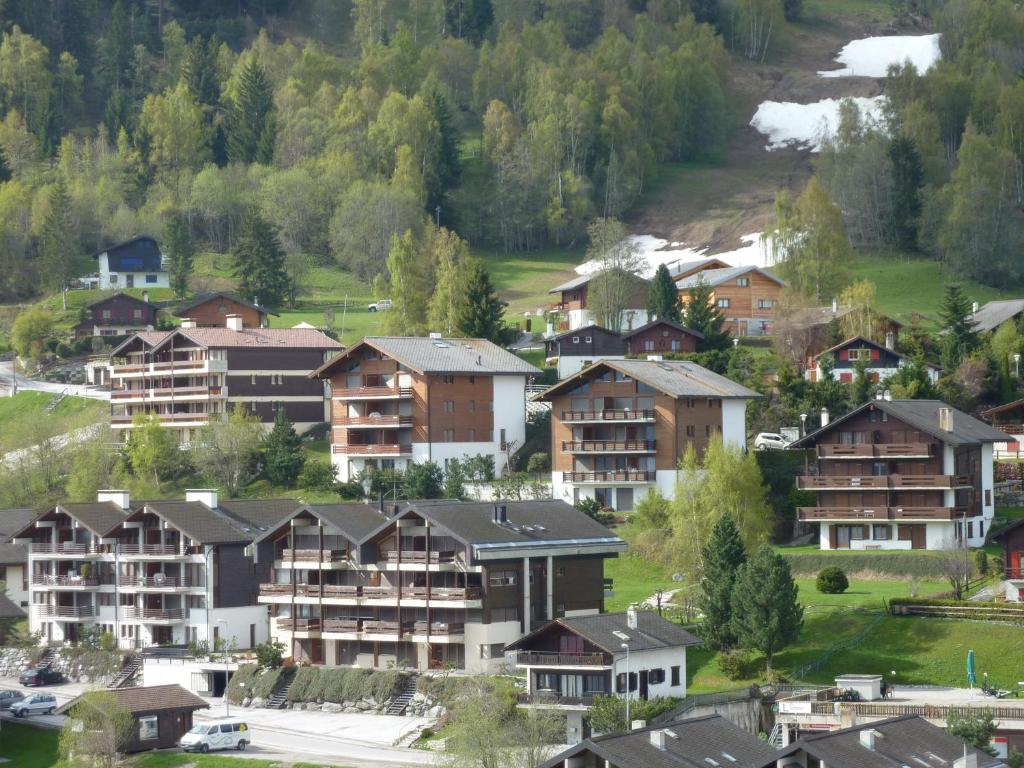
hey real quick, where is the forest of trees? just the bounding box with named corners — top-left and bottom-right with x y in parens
top-left (0, 0), bottom-right (734, 304)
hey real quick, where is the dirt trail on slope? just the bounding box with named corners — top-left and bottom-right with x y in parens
top-left (627, 12), bottom-right (900, 253)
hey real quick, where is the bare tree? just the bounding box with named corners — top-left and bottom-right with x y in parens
top-left (59, 690), bottom-right (134, 768)
top-left (935, 541), bottom-right (974, 600)
top-left (584, 218), bottom-right (646, 332)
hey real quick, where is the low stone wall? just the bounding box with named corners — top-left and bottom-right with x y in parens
top-left (240, 689), bottom-right (443, 718)
top-left (0, 647), bottom-right (29, 677)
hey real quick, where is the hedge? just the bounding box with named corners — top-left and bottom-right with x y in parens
top-left (781, 551), bottom-right (951, 578)
top-left (286, 666), bottom-right (408, 704)
top-left (226, 664), bottom-right (261, 704)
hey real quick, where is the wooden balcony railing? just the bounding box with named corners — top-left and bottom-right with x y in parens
top-left (323, 584), bottom-right (360, 598)
top-left (404, 587), bottom-right (484, 601)
top-left (797, 475), bottom-right (973, 490)
top-left (361, 586), bottom-right (399, 599)
top-left (331, 443), bottom-right (412, 455)
top-left (516, 693), bottom-right (597, 707)
top-left (261, 583), bottom-right (361, 598)
top-left (561, 409), bottom-right (656, 422)
top-left (413, 621), bottom-right (464, 635)
top-left (36, 605), bottom-right (95, 619)
top-left (276, 617), bottom-right (320, 631)
top-left (362, 620), bottom-right (411, 635)
top-left (514, 651), bottom-right (609, 667)
top-left (797, 476), bottom-right (887, 489)
top-left (280, 549), bottom-right (348, 563)
top-left (334, 415), bottom-right (412, 427)
top-left (563, 470), bottom-right (656, 483)
top-left (562, 440), bottom-right (656, 453)
top-left (259, 584), bottom-right (294, 595)
top-left (112, 412), bottom-right (213, 425)
top-left (1006, 568), bottom-right (1024, 580)
top-left (818, 443), bottom-right (932, 459)
top-left (384, 550), bottom-right (456, 564)
top-left (891, 506), bottom-right (962, 520)
top-left (333, 386), bottom-right (413, 399)
top-left (119, 544), bottom-right (185, 556)
top-left (31, 542), bottom-right (97, 555)
top-left (111, 386), bottom-right (224, 400)
top-left (807, 701), bottom-right (1024, 721)
top-left (323, 618), bottom-right (360, 633)
top-left (890, 474), bottom-right (972, 488)
top-left (121, 607), bottom-right (185, 621)
top-left (32, 575), bottom-right (101, 587)
top-left (798, 506), bottom-right (963, 521)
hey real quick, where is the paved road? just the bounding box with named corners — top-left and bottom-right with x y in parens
top-left (0, 359), bottom-right (110, 401)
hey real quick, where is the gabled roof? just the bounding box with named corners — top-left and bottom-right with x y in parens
top-left (537, 714), bottom-right (780, 768)
top-left (968, 299), bottom-right (1024, 334)
top-left (58, 684), bottom-right (209, 717)
top-left (539, 359), bottom-right (760, 401)
top-left (91, 236), bottom-right (164, 273)
top-left (673, 265), bottom-right (786, 290)
top-left (86, 293), bottom-right (159, 311)
top-left (121, 502), bottom-right (250, 545)
top-left (777, 715), bottom-right (1004, 768)
top-left (669, 257), bottom-right (734, 280)
top-left (622, 318), bottom-right (705, 341)
top-left (253, 503), bottom-right (388, 546)
top-left (154, 326), bottom-right (342, 351)
top-left (981, 398), bottom-right (1024, 418)
top-left (789, 305), bottom-right (903, 330)
top-left (0, 593), bottom-right (25, 619)
top-left (50, 502), bottom-right (130, 538)
top-left (547, 324), bottom-right (623, 342)
top-left (813, 336), bottom-right (940, 368)
top-left (790, 399), bottom-right (1008, 448)
top-left (549, 273), bottom-right (593, 293)
top-left (217, 499), bottom-right (307, 532)
top-left (109, 330), bottom-right (173, 356)
top-left (172, 292), bottom-right (278, 318)
top-left (0, 508), bottom-right (36, 564)
top-left (312, 337), bottom-right (540, 378)
top-left (506, 610), bottom-right (701, 655)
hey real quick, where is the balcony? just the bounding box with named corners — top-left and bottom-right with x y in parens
top-left (562, 440), bottom-right (656, 454)
top-left (112, 358), bottom-right (227, 377)
top-left (562, 470), bottom-right (655, 484)
top-left (890, 475), bottom-right (972, 489)
top-left (516, 693), bottom-right (597, 708)
top-left (122, 607), bottom-right (185, 622)
top-left (333, 386), bottom-right (413, 400)
top-left (797, 476), bottom-right (887, 490)
top-left (119, 576), bottom-right (198, 590)
top-left (32, 575), bottom-right (101, 588)
top-left (413, 621), bottom-right (464, 636)
top-left (362, 586), bottom-right (399, 600)
top-left (260, 583), bottom-right (360, 599)
top-left (362, 620), bottom-right (411, 636)
top-left (36, 605), bottom-right (95, 620)
top-left (110, 386), bottom-right (227, 404)
top-left (797, 475), bottom-right (973, 490)
top-left (817, 443), bottom-right (932, 459)
top-left (514, 651), bottom-right (610, 667)
top-left (561, 409), bottom-right (656, 423)
top-left (798, 506), bottom-right (963, 521)
top-left (276, 617), bottom-right (320, 632)
top-left (331, 443), bottom-right (412, 456)
top-left (112, 412), bottom-right (214, 428)
top-left (334, 415), bottom-right (412, 428)
top-left (280, 549), bottom-right (348, 563)
top-left (403, 587), bottom-right (484, 602)
top-left (30, 542), bottom-right (99, 557)
top-left (384, 550), bottom-right (456, 565)
top-left (323, 618), bottom-right (360, 633)
top-left (118, 544), bottom-right (187, 558)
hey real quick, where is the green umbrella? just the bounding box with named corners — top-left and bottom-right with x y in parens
top-left (967, 649), bottom-right (976, 687)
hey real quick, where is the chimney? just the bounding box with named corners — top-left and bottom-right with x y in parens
top-left (142, 290), bottom-right (150, 303)
top-left (838, 704), bottom-right (857, 729)
top-left (955, 754), bottom-right (979, 768)
top-left (379, 490), bottom-right (385, 514)
top-left (650, 730), bottom-right (667, 751)
top-left (429, 332), bottom-right (443, 340)
top-left (646, 355), bottom-right (663, 362)
top-left (226, 314), bottom-right (244, 331)
top-left (820, 407), bottom-right (830, 427)
top-left (972, 301), bottom-right (979, 314)
top-left (885, 331), bottom-right (894, 350)
top-left (186, 489), bottom-right (219, 508)
top-left (939, 407), bottom-right (953, 432)
top-left (627, 604), bottom-right (638, 630)
top-left (181, 318), bottom-right (196, 329)
top-left (97, 490), bottom-right (130, 510)
top-left (493, 504), bottom-right (508, 524)
top-left (859, 729), bottom-right (880, 751)
top-left (476, 355), bottom-right (482, 366)
top-left (832, 298), bottom-right (838, 314)
top-left (390, 503), bottom-right (400, 517)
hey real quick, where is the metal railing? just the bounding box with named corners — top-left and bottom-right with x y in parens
top-left (384, 550), bottom-right (456, 564)
top-left (36, 605), bottom-right (95, 619)
top-left (561, 409), bottom-right (656, 422)
top-left (118, 544), bottom-right (186, 556)
top-left (333, 415), bottom-right (412, 427)
top-left (563, 470), bottom-right (655, 483)
top-left (280, 549), bottom-right (348, 563)
top-left (32, 575), bottom-right (101, 587)
top-left (562, 440), bottom-right (656, 453)
top-left (513, 651), bottom-right (609, 667)
top-left (413, 621), bottom-right (464, 635)
top-left (516, 692), bottom-right (596, 707)
top-left (121, 607), bottom-right (185, 621)
top-left (31, 543), bottom-right (97, 555)
top-left (807, 701), bottom-right (1024, 721)
top-left (332, 443), bottom-right (412, 455)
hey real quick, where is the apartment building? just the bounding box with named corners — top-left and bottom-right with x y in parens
top-left (256, 499), bottom-right (625, 673)
top-left (675, 265), bottom-right (785, 337)
top-left (0, 508), bottom-right (35, 610)
top-left (108, 320), bottom-right (341, 443)
top-left (540, 359), bottom-right (760, 511)
top-left (312, 336), bottom-right (540, 483)
top-left (10, 490), bottom-right (285, 650)
top-left (790, 399), bottom-right (1003, 550)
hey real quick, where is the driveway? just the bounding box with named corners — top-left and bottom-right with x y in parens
top-left (0, 360), bottom-right (110, 401)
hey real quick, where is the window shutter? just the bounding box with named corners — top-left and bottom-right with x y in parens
top-left (871, 349), bottom-right (881, 360)
top-left (839, 350), bottom-right (848, 360)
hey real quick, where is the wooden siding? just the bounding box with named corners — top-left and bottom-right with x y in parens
top-left (185, 297), bottom-right (265, 328)
top-left (625, 325), bottom-right (698, 355)
top-left (679, 271), bottom-right (783, 335)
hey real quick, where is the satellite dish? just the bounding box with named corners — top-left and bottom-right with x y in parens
top-left (672, 573), bottom-right (683, 583)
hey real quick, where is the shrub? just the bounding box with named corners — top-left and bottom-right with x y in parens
top-left (255, 640), bottom-right (285, 670)
top-left (975, 549), bottom-right (989, 577)
top-left (226, 664), bottom-right (260, 704)
top-left (369, 669), bottom-right (407, 703)
top-left (286, 666), bottom-right (321, 702)
top-left (298, 460), bottom-right (337, 491)
top-left (249, 667), bottom-right (284, 700)
top-left (816, 566), bottom-right (849, 594)
top-left (55, 342), bottom-right (73, 358)
top-left (718, 648), bottom-right (752, 680)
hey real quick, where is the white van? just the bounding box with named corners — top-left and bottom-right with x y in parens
top-left (179, 719), bottom-right (250, 753)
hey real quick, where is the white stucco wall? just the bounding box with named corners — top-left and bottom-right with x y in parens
top-left (982, 443), bottom-right (995, 520)
top-left (612, 645), bottom-right (688, 700)
top-left (465, 619), bottom-right (524, 674)
top-left (3, 564), bottom-right (27, 610)
top-left (721, 399), bottom-right (749, 449)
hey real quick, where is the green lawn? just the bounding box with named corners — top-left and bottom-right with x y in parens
top-left (0, 391), bottom-right (109, 454)
top-left (604, 553), bottom-right (678, 612)
top-left (795, 577), bottom-right (947, 610)
top-left (0, 722), bottom-right (60, 768)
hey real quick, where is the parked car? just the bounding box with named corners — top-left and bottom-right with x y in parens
top-left (10, 692), bottom-right (57, 717)
top-left (19, 667), bottom-right (63, 686)
top-left (367, 299), bottom-right (392, 312)
top-left (179, 719), bottom-right (250, 753)
top-left (754, 432), bottom-right (790, 451)
top-left (0, 689), bottom-right (24, 710)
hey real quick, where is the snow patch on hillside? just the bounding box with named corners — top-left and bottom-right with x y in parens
top-left (818, 34), bottom-right (941, 78)
top-left (574, 233), bottom-right (772, 278)
top-left (750, 96), bottom-right (887, 152)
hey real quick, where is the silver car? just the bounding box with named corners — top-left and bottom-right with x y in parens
top-left (10, 692), bottom-right (57, 717)
top-left (754, 432), bottom-right (790, 450)
top-left (0, 689), bottom-right (24, 710)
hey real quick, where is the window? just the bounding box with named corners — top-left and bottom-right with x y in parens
top-left (251, 374), bottom-right (257, 385)
top-left (671, 340), bottom-right (680, 351)
top-left (469, 376), bottom-right (475, 384)
top-left (671, 666), bottom-right (681, 686)
top-left (985, 489), bottom-right (992, 506)
top-left (705, 425), bottom-right (711, 437)
top-left (572, 336), bottom-right (580, 344)
top-left (468, 428), bottom-right (476, 441)
top-left (967, 521), bottom-right (974, 538)
top-left (443, 428), bottom-right (455, 442)
top-left (872, 524), bottom-right (891, 541)
top-left (850, 525), bottom-right (867, 540)
top-left (686, 425), bottom-right (695, 437)
top-left (583, 676), bottom-right (607, 693)
top-left (109, 274), bottom-right (119, 284)
top-left (648, 668), bottom-right (666, 685)
top-left (442, 375), bottom-right (455, 384)
top-left (469, 400), bottom-right (476, 412)
top-left (716, 298), bottom-right (731, 308)
top-left (102, 309), bottom-right (112, 320)
top-left (556, 566), bottom-right (565, 577)
top-left (132, 309), bottom-right (143, 320)
top-left (492, 606), bottom-right (518, 622)
top-left (145, 274), bottom-right (158, 284)
top-left (500, 428), bottom-right (507, 448)
top-left (537, 673), bottom-right (559, 691)
top-left (585, 336), bottom-right (592, 343)
top-left (489, 570), bottom-right (517, 586)
top-left (443, 400), bottom-right (455, 413)
top-left (757, 298), bottom-right (775, 309)
top-left (736, 277), bottom-right (749, 287)
top-left (138, 716), bottom-right (159, 740)
top-left (616, 673), bottom-right (627, 693)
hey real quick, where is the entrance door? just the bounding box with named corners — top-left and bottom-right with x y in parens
top-left (1011, 551), bottom-right (1022, 578)
top-left (126, 274), bottom-right (134, 288)
top-left (639, 670), bottom-right (649, 700)
top-left (310, 639), bottom-right (323, 664)
top-left (898, 524), bottom-right (926, 550)
top-left (835, 526), bottom-right (851, 549)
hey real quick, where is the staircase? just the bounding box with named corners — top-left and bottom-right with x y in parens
top-left (385, 676), bottom-right (418, 716)
top-left (108, 654), bottom-right (142, 689)
top-left (36, 648), bottom-right (58, 670)
top-left (265, 667), bottom-right (297, 709)
top-left (767, 722), bottom-right (785, 748)
top-left (45, 390), bottom-right (68, 413)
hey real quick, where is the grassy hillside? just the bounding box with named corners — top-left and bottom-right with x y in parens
top-left (0, 391), bottom-right (108, 454)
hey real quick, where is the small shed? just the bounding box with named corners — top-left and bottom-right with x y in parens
top-left (58, 684), bottom-right (209, 753)
top-left (835, 674), bottom-right (882, 701)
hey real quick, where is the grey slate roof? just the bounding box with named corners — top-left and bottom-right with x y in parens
top-left (0, 509), bottom-right (36, 565)
top-left (673, 265), bottom-right (786, 289)
top-left (549, 273), bottom-right (593, 293)
top-left (314, 337), bottom-right (541, 377)
top-left (306, 504), bottom-right (390, 541)
top-left (540, 359), bottom-right (761, 400)
top-left (537, 714), bottom-right (780, 768)
top-left (55, 502), bottom-right (129, 537)
top-left (506, 610), bottom-right (701, 654)
top-left (780, 715), bottom-right (1004, 768)
top-left (218, 499), bottom-right (307, 532)
top-left (548, 324), bottom-right (621, 342)
top-left (134, 501), bottom-right (250, 544)
top-left (621, 318), bottom-right (705, 340)
top-left (968, 299), bottom-right (1024, 334)
top-left (814, 336), bottom-right (940, 368)
top-left (791, 399), bottom-right (1007, 448)
top-left (668, 256), bottom-right (733, 279)
top-left (161, 326), bottom-right (341, 350)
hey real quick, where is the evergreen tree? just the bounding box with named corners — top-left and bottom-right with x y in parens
top-left (444, 0), bottom-right (494, 45)
top-left (697, 517), bottom-right (747, 651)
top-left (264, 408), bottom-right (305, 488)
top-left (165, 214), bottom-right (195, 299)
top-left (647, 263), bottom-right (682, 323)
top-left (38, 178), bottom-right (78, 298)
top-left (889, 135), bottom-right (924, 251)
top-left (683, 275), bottom-right (730, 351)
top-left (0, 146), bottom-right (10, 183)
top-left (689, 0), bottom-right (719, 25)
top-left (455, 258), bottom-right (507, 343)
top-left (939, 284), bottom-right (978, 371)
top-left (182, 35), bottom-right (221, 109)
top-left (729, 546), bottom-right (804, 672)
top-left (98, 0), bottom-right (133, 92)
top-left (404, 461), bottom-right (444, 499)
top-left (231, 207), bottom-right (291, 308)
top-left (226, 59), bottom-right (276, 165)
top-left (423, 80), bottom-right (460, 213)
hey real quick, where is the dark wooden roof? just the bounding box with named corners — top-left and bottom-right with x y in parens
top-left (92, 236), bottom-right (164, 272)
top-left (59, 685), bottom-right (209, 716)
top-left (172, 292), bottom-right (277, 318)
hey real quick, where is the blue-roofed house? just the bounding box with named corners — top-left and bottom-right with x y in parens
top-left (92, 236), bottom-right (169, 290)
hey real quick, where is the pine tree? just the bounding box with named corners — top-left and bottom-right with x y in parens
top-left (647, 263), bottom-right (682, 324)
top-left (940, 284), bottom-right (978, 371)
top-left (226, 59), bottom-right (276, 165)
top-left (683, 275), bottom-right (730, 351)
top-left (456, 259), bottom-right (507, 343)
top-left (443, 0), bottom-right (494, 45)
top-left (698, 517), bottom-right (747, 651)
top-left (889, 135), bottom-right (924, 251)
top-left (729, 546), bottom-right (804, 672)
top-left (165, 214), bottom-right (195, 299)
top-left (182, 35), bottom-right (221, 109)
top-left (231, 208), bottom-right (291, 308)
top-left (0, 146), bottom-right (10, 183)
top-left (38, 178), bottom-right (78, 299)
top-left (264, 408), bottom-right (305, 488)
top-left (422, 81), bottom-right (460, 212)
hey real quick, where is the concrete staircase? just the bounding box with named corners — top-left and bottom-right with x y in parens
top-left (265, 667), bottom-right (297, 709)
top-left (385, 677), bottom-right (418, 716)
top-left (107, 654), bottom-right (142, 689)
top-left (36, 648), bottom-right (58, 670)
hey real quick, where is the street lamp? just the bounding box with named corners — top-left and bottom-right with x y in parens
top-left (800, 413), bottom-right (808, 437)
top-left (217, 619), bottom-right (230, 716)
top-left (1015, 353), bottom-right (1020, 379)
top-left (613, 629), bottom-right (632, 730)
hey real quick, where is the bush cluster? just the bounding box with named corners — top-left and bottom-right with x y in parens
top-left (717, 648), bottom-right (753, 681)
top-left (816, 566), bottom-right (849, 594)
top-left (782, 552), bottom-right (949, 578)
top-left (285, 666), bottom-right (407, 704)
